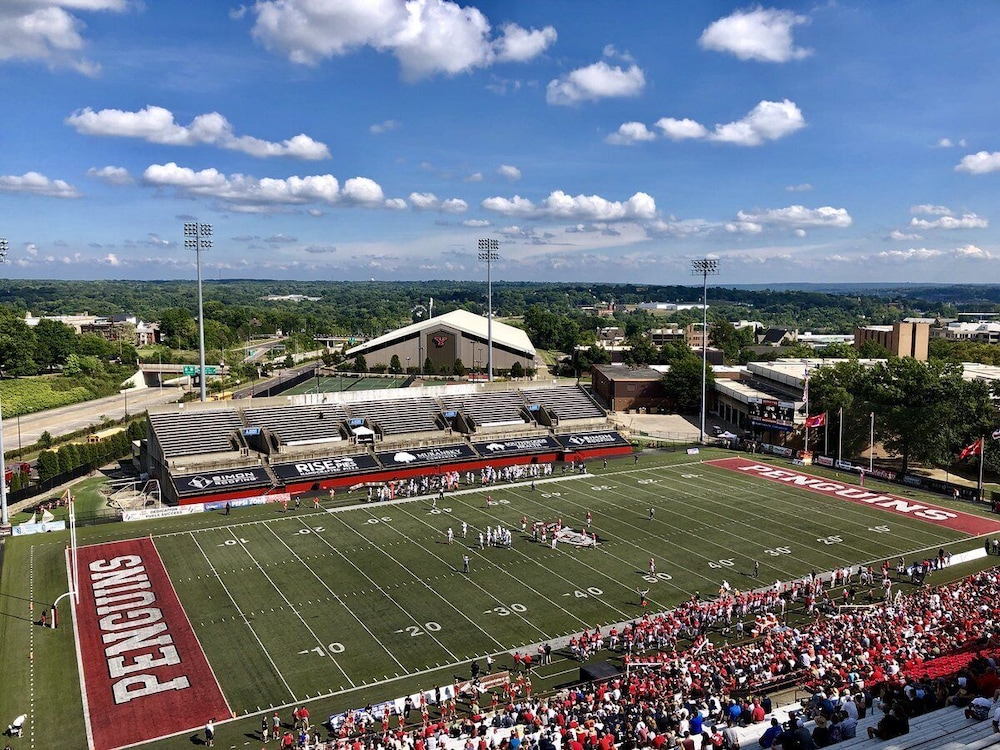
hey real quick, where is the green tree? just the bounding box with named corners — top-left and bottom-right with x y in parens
top-left (389, 354), bottom-right (403, 374)
top-left (353, 354), bottom-right (367, 373)
top-left (36, 450), bottom-right (60, 483)
top-left (58, 443), bottom-right (80, 472)
top-left (0, 310), bottom-right (37, 376)
top-left (38, 430), bottom-right (53, 449)
top-left (510, 361), bottom-right (524, 379)
top-left (453, 358), bottom-right (466, 376)
top-left (423, 357), bottom-right (433, 374)
top-left (661, 355), bottom-right (714, 412)
top-left (33, 319), bottom-right (76, 371)
top-left (623, 337), bottom-right (657, 366)
top-left (857, 338), bottom-right (891, 359)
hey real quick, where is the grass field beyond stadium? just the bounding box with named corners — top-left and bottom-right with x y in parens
top-left (2, 448), bottom-right (997, 749)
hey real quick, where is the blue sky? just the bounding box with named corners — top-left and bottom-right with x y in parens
top-left (3, 1), bottom-right (1000, 285)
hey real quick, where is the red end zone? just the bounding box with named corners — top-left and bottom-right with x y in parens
top-left (707, 457), bottom-right (1000, 536)
top-left (73, 537), bottom-right (230, 750)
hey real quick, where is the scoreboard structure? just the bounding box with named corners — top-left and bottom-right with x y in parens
top-left (747, 397), bottom-right (796, 432)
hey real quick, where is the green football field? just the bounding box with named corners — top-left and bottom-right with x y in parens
top-left (1, 448), bottom-right (996, 749)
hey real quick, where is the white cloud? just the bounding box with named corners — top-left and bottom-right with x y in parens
top-left (250, 0), bottom-right (554, 80)
top-left (708, 99), bottom-right (805, 146)
top-left (407, 192), bottom-right (467, 212)
top-left (0, 171), bottom-right (81, 198)
top-left (384, 198), bottom-right (407, 210)
top-left (86, 165), bottom-right (132, 185)
top-left (465, 172), bottom-right (483, 182)
top-left (725, 221), bottom-right (763, 234)
top-left (370, 119), bottom-right (400, 134)
top-left (141, 162), bottom-right (409, 212)
top-left (546, 61), bottom-right (646, 105)
top-left (498, 164), bottom-right (522, 180)
top-left (462, 219), bottom-right (491, 228)
top-left (937, 138), bottom-right (967, 148)
top-left (654, 118), bottom-right (707, 141)
top-left (648, 100), bottom-right (805, 147)
top-left (956, 151), bottom-right (1000, 175)
top-left (67, 105), bottom-right (330, 159)
top-left (736, 205), bottom-right (852, 229)
top-left (699, 7), bottom-right (811, 63)
top-left (482, 190), bottom-right (655, 221)
top-left (875, 248), bottom-right (944, 262)
top-left (102, 253), bottom-right (121, 266)
top-left (494, 23), bottom-right (557, 62)
top-left (889, 230), bottom-right (922, 241)
top-left (954, 244), bottom-right (993, 260)
top-left (0, 1), bottom-right (127, 75)
top-left (793, 229), bottom-right (806, 237)
top-left (910, 204), bottom-right (952, 216)
top-left (607, 122), bottom-right (658, 145)
top-left (910, 213), bottom-right (988, 229)
top-left (785, 183), bottom-right (812, 192)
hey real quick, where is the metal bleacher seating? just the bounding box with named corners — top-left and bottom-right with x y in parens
top-left (149, 409), bottom-right (243, 458)
top-left (438, 390), bottom-right (530, 428)
top-left (242, 403), bottom-right (348, 445)
top-left (734, 702), bottom-right (1000, 750)
top-left (345, 396), bottom-right (441, 436)
top-left (521, 385), bottom-right (605, 421)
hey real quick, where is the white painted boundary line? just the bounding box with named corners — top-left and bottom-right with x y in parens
top-left (65, 544), bottom-right (96, 750)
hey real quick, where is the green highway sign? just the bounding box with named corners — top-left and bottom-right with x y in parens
top-left (183, 366), bottom-right (217, 375)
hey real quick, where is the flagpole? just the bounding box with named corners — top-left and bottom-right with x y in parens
top-left (803, 368), bottom-right (809, 454)
top-left (824, 418), bottom-right (829, 457)
top-left (838, 407), bottom-right (843, 465)
top-left (869, 411), bottom-right (875, 472)
top-left (979, 435), bottom-right (985, 503)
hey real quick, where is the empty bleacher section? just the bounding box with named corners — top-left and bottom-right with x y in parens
top-left (243, 403), bottom-right (348, 448)
top-left (345, 396), bottom-right (441, 436)
top-left (520, 385), bottom-right (606, 423)
top-left (148, 409), bottom-right (243, 459)
top-left (439, 390), bottom-right (530, 429)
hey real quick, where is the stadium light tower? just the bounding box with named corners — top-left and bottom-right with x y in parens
top-left (478, 238), bottom-right (499, 382)
top-left (184, 222), bottom-right (212, 402)
top-left (0, 238), bottom-right (7, 528)
top-left (691, 258), bottom-right (720, 444)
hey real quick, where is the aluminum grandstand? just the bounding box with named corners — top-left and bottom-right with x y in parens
top-left (144, 383), bottom-right (631, 505)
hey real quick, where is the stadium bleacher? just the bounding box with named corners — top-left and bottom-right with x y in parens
top-left (439, 390), bottom-right (530, 428)
top-left (521, 385), bottom-right (605, 421)
top-left (243, 403), bottom-right (348, 445)
top-left (345, 396), bottom-right (442, 435)
top-left (148, 409), bottom-right (243, 458)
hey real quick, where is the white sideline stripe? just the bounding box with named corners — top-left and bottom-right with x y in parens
top-left (66, 544), bottom-right (96, 750)
top-left (150, 537), bottom-right (233, 717)
top-left (190, 532), bottom-right (298, 701)
top-left (261, 522), bottom-right (407, 672)
top-left (224, 528), bottom-right (356, 687)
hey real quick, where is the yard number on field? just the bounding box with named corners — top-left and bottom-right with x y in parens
top-left (817, 535), bottom-right (843, 545)
top-left (366, 516), bottom-right (393, 524)
top-left (299, 643), bottom-right (346, 657)
top-left (709, 559), bottom-right (735, 569)
top-left (642, 572), bottom-right (674, 584)
top-left (220, 538), bottom-right (249, 546)
top-left (868, 525), bottom-right (891, 534)
top-left (396, 622), bottom-right (442, 637)
top-left (484, 603), bottom-right (527, 616)
top-left (764, 547), bottom-right (792, 556)
top-left (565, 587), bottom-right (604, 598)
top-left (296, 526), bottom-right (325, 535)
top-left (429, 507), bottom-right (452, 515)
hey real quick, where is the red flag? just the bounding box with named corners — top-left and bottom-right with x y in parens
top-left (958, 438), bottom-right (983, 461)
top-left (805, 412), bottom-right (827, 428)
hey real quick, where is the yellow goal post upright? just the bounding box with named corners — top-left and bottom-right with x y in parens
top-left (52, 489), bottom-right (78, 629)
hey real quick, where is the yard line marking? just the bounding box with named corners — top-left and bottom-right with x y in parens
top-left (190, 532), bottom-right (297, 702)
top-left (354, 508), bottom-right (543, 646)
top-left (260, 523), bottom-right (407, 673)
top-left (298, 516), bottom-right (460, 662)
top-left (223, 528), bottom-right (355, 687)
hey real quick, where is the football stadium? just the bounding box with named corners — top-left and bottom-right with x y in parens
top-left (3, 384), bottom-right (1000, 750)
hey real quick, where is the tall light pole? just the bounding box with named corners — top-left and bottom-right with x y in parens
top-left (184, 222), bottom-right (212, 402)
top-left (478, 238), bottom-right (499, 382)
top-left (0, 238), bottom-right (8, 528)
top-left (691, 258), bottom-right (720, 444)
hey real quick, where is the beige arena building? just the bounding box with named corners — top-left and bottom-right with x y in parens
top-left (344, 309), bottom-right (537, 374)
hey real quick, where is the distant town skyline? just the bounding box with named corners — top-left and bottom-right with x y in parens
top-left (3, 1), bottom-right (1000, 284)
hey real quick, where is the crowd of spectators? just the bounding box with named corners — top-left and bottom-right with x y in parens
top-left (274, 566), bottom-right (1000, 750)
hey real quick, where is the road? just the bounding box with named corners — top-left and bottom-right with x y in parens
top-left (2, 385), bottom-right (185, 451)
